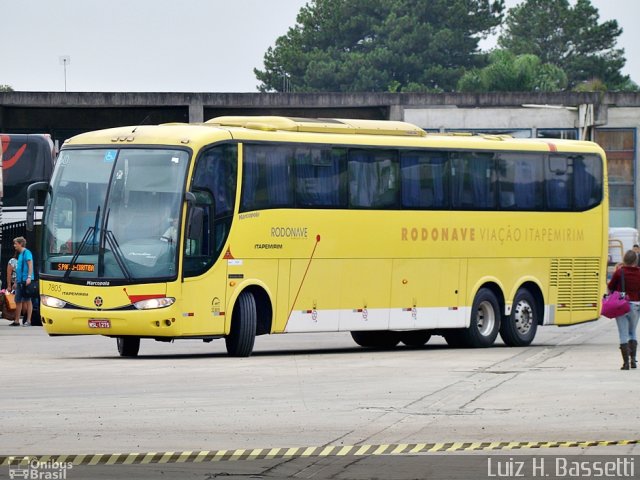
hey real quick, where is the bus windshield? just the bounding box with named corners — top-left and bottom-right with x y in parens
top-left (41, 148), bottom-right (189, 282)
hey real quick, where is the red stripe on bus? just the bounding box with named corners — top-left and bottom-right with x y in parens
top-left (287, 235), bottom-right (321, 322)
top-left (123, 287), bottom-right (165, 304)
top-left (128, 294), bottom-right (165, 303)
top-left (1, 142), bottom-right (27, 169)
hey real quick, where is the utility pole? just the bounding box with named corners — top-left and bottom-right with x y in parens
top-left (58, 55), bottom-right (71, 92)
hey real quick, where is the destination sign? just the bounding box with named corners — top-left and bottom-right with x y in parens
top-left (52, 263), bottom-right (96, 272)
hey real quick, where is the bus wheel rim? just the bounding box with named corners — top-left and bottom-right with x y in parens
top-left (476, 300), bottom-right (495, 336)
top-left (514, 301), bottom-right (533, 334)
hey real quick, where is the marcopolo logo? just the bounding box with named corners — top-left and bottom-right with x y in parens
top-left (8, 456), bottom-right (73, 479)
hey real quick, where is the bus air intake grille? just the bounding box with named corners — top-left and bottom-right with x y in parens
top-left (550, 258), bottom-right (601, 311)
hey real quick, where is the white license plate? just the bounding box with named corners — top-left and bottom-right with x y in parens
top-left (88, 319), bottom-right (111, 329)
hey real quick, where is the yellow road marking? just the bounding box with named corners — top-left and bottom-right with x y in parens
top-left (2, 439), bottom-right (637, 466)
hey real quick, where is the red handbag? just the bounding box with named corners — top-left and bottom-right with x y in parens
top-left (601, 291), bottom-right (630, 319)
top-left (601, 270), bottom-right (630, 319)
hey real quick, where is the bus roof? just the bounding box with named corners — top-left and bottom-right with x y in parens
top-left (62, 117), bottom-right (605, 155)
top-left (206, 116), bottom-right (427, 137)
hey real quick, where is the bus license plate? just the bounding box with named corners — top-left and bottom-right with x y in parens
top-left (88, 319), bottom-right (111, 329)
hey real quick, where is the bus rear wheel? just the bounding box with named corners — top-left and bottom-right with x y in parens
top-left (351, 330), bottom-right (400, 348)
top-left (400, 330), bottom-right (431, 347)
top-left (117, 337), bottom-right (140, 357)
top-left (225, 291), bottom-right (257, 357)
top-left (500, 289), bottom-right (538, 346)
top-left (461, 288), bottom-right (501, 348)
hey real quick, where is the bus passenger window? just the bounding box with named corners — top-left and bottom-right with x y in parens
top-left (546, 155), bottom-right (571, 210)
top-left (451, 152), bottom-right (496, 210)
top-left (497, 154), bottom-right (544, 210)
top-left (348, 149), bottom-right (399, 208)
top-left (573, 155), bottom-right (603, 210)
top-left (294, 147), bottom-right (345, 207)
top-left (400, 151), bottom-right (448, 209)
top-left (242, 145), bottom-right (294, 211)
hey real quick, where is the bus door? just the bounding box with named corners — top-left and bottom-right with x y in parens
top-left (181, 191), bottom-right (229, 336)
top-left (180, 145), bottom-right (238, 336)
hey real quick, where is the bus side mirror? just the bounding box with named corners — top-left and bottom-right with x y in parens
top-left (26, 198), bottom-right (36, 231)
top-left (185, 191), bottom-right (197, 203)
top-left (26, 181), bottom-right (49, 232)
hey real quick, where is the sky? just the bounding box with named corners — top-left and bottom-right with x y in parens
top-left (2, 0), bottom-right (639, 93)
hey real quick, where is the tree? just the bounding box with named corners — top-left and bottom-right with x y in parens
top-left (0, 84), bottom-right (13, 92)
top-left (457, 50), bottom-right (567, 92)
top-left (255, 0), bottom-right (504, 92)
top-left (498, 0), bottom-right (630, 90)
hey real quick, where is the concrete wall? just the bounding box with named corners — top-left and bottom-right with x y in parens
top-left (1, 91), bottom-right (634, 128)
top-left (404, 107), bottom-right (577, 131)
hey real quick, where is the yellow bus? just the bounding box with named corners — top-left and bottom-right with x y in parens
top-left (29, 116), bottom-right (608, 357)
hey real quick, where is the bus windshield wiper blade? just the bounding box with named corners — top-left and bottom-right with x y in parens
top-left (105, 229), bottom-right (132, 281)
top-left (99, 208), bottom-right (131, 280)
top-left (63, 226), bottom-right (95, 280)
top-left (64, 206), bottom-right (100, 280)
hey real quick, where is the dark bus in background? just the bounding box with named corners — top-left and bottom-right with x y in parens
top-left (1, 134), bottom-right (56, 323)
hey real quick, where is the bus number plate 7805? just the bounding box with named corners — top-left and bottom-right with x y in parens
top-left (88, 319), bottom-right (111, 329)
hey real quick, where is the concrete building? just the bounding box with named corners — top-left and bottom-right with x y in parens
top-left (1, 91), bottom-right (639, 227)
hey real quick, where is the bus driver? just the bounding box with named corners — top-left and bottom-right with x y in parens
top-left (161, 217), bottom-right (178, 244)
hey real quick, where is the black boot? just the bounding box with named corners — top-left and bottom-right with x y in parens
top-left (620, 344), bottom-right (630, 370)
top-left (629, 340), bottom-right (638, 369)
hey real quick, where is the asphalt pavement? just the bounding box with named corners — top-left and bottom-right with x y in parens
top-left (1, 317), bottom-right (639, 479)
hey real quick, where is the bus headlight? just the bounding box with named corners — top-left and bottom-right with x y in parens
top-left (133, 297), bottom-right (175, 310)
top-left (41, 295), bottom-right (67, 309)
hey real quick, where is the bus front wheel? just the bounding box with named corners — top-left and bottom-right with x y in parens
top-left (117, 337), bottom-right (140, 357)
top-left (461, 288), bottom-right (501, 348)
top-left (500, 289), bottom-right (538, 347)
top-left (225, 291), bottom-right (257, 357)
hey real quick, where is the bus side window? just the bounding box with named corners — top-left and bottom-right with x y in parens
top-left (400, 151), bottom-right (448, 209)
top-left (295, 147), bottom-right (345, 207)
top-left (242, 145), bottom-right (293, 210)
top-left (573, 155), bottom-right (602, 210)
top-left (187, 144), bottom-right (237, 272)
top-left (497, 153), bottom-right (544, 210)
top-left (348, 149), bottom-right (399, 208)
top-left (49, 196), bottom-right (74, 254)
top-left (546, 155), bottom-right (571, 210)
top-left (451, 152), bottom-right (496, 210)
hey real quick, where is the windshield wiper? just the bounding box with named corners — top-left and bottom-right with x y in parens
top-left (100, 208), bottom-right (132, 281)
top-left (63, 206), bottom-right (100, 280)
top-left (63, 225), bottom-right (96, 280)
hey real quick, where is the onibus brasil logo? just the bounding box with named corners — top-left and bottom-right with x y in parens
top-left (8, 456), bottom-right (73, 479)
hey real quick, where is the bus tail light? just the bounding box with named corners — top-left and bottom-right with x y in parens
top-left (41, 295), bottom-right (67, 309)
top-left (133, 297), bottom-right (175, 310)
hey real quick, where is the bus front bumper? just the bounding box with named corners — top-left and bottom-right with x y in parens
top-left (40, 305), bottom-right (183, 337)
